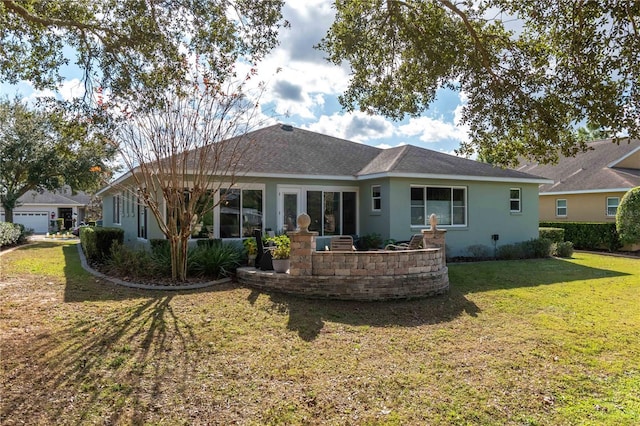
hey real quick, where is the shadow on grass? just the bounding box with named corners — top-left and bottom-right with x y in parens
top-left (448, 257), bottom-right (631, 294)
top-left (249, 288), bottom-right (480, 342)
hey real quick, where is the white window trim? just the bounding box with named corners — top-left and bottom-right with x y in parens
top-left (371, 184), bottom-right (381, 212)
top-left (606, 197), bottom-right (619, 217)
top-left (410, 185), bottom-right (468, 228)
top-left (556, 199), bottom-right (567, 217)
top-left (510, 188), bottom-right (522, 213)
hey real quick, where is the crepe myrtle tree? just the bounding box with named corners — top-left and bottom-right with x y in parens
top-left (114, 75), bottom-right (267, 282)
top-left (616, 186), bottom-right (640, 246)
top-left (319, 0), bottom-right (639, 167)
top-left (0, 96), bottom-right (115, 223)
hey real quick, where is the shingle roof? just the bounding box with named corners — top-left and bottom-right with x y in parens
top-left (517, 138), bottom-right (640, 193)
top-left (17, 187), bottom-right (90, 206)
top-left (217, 124), bottom-right (547, 182)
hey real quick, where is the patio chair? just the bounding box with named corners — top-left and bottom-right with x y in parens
top-left (330, 235), bottom-right (356, 251)
top-left (384, 234), bottom-right (423, 250)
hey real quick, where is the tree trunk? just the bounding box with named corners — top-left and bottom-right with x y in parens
top-left (168, 233), bottom-right (190, 282)
top-left (3, 207), bottom-right (14, 223)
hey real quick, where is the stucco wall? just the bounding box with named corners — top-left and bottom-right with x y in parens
top-left (539, 191), bottom-right (628, 222)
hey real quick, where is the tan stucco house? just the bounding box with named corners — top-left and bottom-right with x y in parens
top-left (518, 138), bottom-right (640, 222)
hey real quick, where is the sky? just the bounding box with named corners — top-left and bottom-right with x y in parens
top-left (0, 1), bottom-right (469, 157)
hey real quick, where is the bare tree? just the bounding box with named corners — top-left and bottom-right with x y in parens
top-left (115, 78), bottom-right (265, 281)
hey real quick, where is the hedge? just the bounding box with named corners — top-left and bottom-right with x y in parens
top-left (81, 227), bottom-right (124, 261)
top-left (539, 222), bottom-right (621, 251)
top-left (0, 222), bottom-right (23, 247)
top-left (539, 227), bottom-right (565, 244)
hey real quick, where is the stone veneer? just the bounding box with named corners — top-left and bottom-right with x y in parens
top-left (237, 214), bottom-right (449, 301)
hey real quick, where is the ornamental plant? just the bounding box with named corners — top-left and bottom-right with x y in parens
top-left (616, 186), bottom-right (640, 246)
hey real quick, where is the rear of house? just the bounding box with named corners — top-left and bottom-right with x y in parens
top-left (98, 124), bottom-right (549, 257)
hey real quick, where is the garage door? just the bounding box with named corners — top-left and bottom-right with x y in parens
top-left (1, 211), bottom-right (50, 233)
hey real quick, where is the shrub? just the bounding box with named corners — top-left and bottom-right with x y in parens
top-left (149, 239), bottom-right (172, 276)
top-left (188, 243), bottom-right (243, 278)
top-left (539, 227), bottom-right (565, 243)
top-left (105, 242), bottom-right (154, 278)
top-left (466, 244), bottom-right (491, 258)
top-left (359, 233), bottom-right (383, 250)
top-left (0, 222), bottom-right (22, 247)
top-left (616, 186), bottom-right (640, 246)
top-left (80, 227), bottom-right (124, 261)
top-left (553, 241), bottom-right (574, 258)
top-left (496, 238), bottom-right (552, 260)
top-left (539, 221), bottom-right (621, 251)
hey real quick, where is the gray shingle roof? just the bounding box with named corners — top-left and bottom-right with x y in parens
top-left (17, 187), bottom-right (90, 206)
top-left (217, 124), bottom-right (547, 182)
top-left (517, 138), bottom-right (640, 193)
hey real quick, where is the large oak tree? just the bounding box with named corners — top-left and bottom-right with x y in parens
top-left (0, 97), bottom-right (116, 223)
top-left (320, 0), bottom-right (639, 166)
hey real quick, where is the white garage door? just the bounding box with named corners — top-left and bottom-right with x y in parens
top-left (3, 212), bottom-right (50, 233)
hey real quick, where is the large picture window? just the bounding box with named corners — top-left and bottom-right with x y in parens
top-left (411, 186), bottom-right (466, 226)
top-left (307, 190), bottom-right (357, 236)
top-left (220, 188), bottom-right (263, 238)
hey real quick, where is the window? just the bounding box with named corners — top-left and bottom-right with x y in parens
top-left (606, 197), bottom-right (619, 217)
top-left (113, 194), bottom-right (121, 224)
top-left (411, 186), bottom-right (466, 226)
top-left (556, 199), bottom-right (567, 217)
top-left (510, 188), bottom-right (522, 212)
top-left (220, 188), bottom-right (263, 238)
top-left (306, 190), bottom-right (357, 236)
top-left (137, 200), bottom-right (147, 239)
top-left (371, 185), bottom-right (381, 211)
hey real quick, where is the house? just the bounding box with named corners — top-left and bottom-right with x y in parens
top-left (0, 186), bottom-right (92, 233)
top-left (517, 138), bottom-right (640, 222)
top-left (97, 124), bottom-right (550, 256)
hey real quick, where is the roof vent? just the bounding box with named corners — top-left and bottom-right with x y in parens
top-left (281, 124), bottom-right (293, 131)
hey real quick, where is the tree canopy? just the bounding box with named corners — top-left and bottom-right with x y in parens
top-left (320, 0), bottom-right (639, 166)
top-left (0, 0), bottom-right (286, 105)
top-left (0, 97), bottom-right (116, 222)
top-left (616, 186), bottom-right (640, 246)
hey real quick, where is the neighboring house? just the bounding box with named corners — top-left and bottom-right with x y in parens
top-left (518, 138), bottom-right (640, 223)
top-left (97, 124), bottom-right (550, 256)
top-left (0, 186), bottom-right (91, 233)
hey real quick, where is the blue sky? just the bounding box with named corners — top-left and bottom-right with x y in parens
top-left (0, 1), bottom-right (468, 157)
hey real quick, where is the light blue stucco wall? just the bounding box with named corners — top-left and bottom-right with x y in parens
top-left (100, 175), bottom-right (540, 256)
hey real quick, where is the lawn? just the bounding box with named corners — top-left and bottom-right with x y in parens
top-left (1, 241), bottom-right (639, 425)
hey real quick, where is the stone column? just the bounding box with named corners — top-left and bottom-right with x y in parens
top-left (423, 214), bottom-right (447, 264)
top-left (288, 213), bottom-right (318, 277)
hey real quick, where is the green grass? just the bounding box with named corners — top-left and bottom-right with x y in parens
top-left (1, 242), bottom-right (639, 425)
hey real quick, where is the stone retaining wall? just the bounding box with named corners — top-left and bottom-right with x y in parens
top-left (236, 213), bottom-right (449, 301)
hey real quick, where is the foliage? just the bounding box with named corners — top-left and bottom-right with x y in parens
top-left (0, 0), bottom-right (286, 108)
top-left (243, 237), bottom-right (258, 256)
top-left (497, 238), bottom-right (552, 260)
top-left (0, 97), bottom-right (115, 222)
top-left (539, 227), bottom-right (565, 244)
top-left (358, 233), bottom-right (383, 250)
top-left (540, 221), bottom-right (622, 252)
top-left (0, 222), bottom-right (22, 247)
top-left (465, 244), bottom-right (491, 258)
top-left (553, 241), bottom-right (575, 258)
top-left (267, 234), bottom-right (290, 260)
top-left (319, 1), bottom-right (639, 166)
top-left (616, 187), bottom-right (640, 246)
top-left (187, 243), bottom-right (243, 278)
top-left (80, 226), bottom-right (124, 262)
top-left (104, 242), bottom-right (154, 279)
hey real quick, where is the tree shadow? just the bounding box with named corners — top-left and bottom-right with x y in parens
top-left (247, 288), bottom-right (480, 342)
top-left (2, 293), bottom-right (198, 425)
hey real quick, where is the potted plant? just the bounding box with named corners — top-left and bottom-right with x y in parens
top-left (269, 234), bottom-right (290, 273)
top-left (243, 237), bottom-right (258, 267)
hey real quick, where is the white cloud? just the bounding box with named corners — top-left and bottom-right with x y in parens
top-left (302, 111), bottom-right (395, 142)
top-left (398, 116), bottom-right (467, 143)
top-left (375, 142), bottom-right (407, 149)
